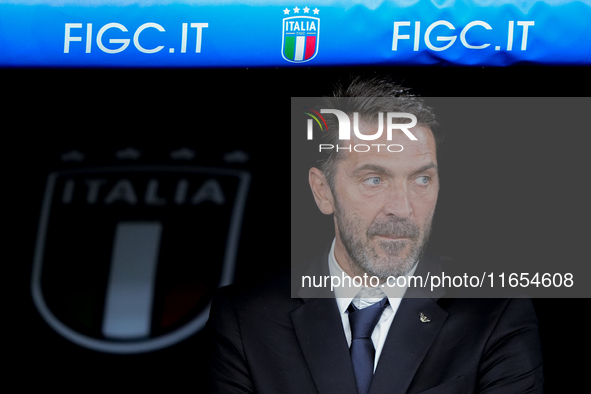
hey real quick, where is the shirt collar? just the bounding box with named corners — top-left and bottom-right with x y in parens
top-left (328, 238), bottom-right (418, 315)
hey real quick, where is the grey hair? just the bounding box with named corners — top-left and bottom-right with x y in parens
top-left (315, 76), bottom-right (440, 191)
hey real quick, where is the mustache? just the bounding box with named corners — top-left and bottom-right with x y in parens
top-left (367, 218), bottom-right (420, 239)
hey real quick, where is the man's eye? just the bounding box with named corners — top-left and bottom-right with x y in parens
top-left (414, 176), bottom-right (430, 186)
top-left (363, 177), bottom-right (382, 186)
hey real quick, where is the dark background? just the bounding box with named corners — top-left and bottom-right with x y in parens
top-left (7, 66), bottom-right (589, 391)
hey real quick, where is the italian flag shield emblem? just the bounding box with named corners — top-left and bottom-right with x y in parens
top-left (282, 16), bottom-right (320, 63)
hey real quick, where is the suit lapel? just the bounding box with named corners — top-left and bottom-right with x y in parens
top-left (369, 297), bottom-right (448, 394)
top-left (292, 247), bottom-right (358, 394)
top-left (369, 253), bottom-right (449, 394)
top-left (291, 297), bottom-right (359, 394)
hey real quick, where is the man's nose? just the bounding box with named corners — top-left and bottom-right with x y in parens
top-left (383, 184), bottom-right (413, 219)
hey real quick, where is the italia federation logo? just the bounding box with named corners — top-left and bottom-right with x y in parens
top-left (282, 6), bottom-right (320, 63)
top-left (31, 150), bottom-right (250, 354)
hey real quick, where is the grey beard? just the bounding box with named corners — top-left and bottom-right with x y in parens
top-left (335, 204), bottom-right (432, 280)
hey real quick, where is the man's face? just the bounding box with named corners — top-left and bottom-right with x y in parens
top-left (331, 121), bottom-right (439, 280)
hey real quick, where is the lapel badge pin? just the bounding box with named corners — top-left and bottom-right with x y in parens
top-left (419, 312), bottom-right (431, 323)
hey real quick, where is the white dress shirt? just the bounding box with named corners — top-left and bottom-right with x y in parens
top-left (328, 239), bottom-right (417, 372)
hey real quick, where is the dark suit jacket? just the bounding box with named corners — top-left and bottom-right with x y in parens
top-left (207, 250), bottom-right (543, 393)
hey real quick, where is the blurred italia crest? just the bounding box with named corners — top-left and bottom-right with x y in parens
top-left (282, 7), bottom-right (320, 63)
top-left (31, 163), bottom-right (250, 353)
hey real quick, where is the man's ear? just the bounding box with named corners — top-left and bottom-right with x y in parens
top-left (309, 167), bottom-right (335, 215)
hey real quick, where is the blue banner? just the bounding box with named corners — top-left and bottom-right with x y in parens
top-left (1, 1), bottom-right (590, 67)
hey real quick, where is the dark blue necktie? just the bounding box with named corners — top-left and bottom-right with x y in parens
top-left (348, 298), bottom-right (389, 394)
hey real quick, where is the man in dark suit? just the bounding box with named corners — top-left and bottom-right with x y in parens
top-left (207, 77), bottom-right (543, 393)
